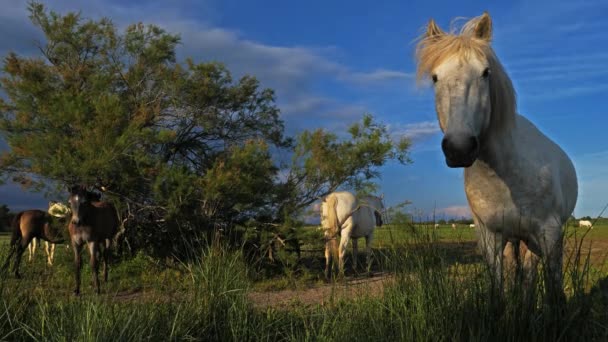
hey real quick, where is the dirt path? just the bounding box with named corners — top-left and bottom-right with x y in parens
top-left (247, 272), bottom-right (394, 310)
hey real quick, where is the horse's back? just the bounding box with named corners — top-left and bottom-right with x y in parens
top-left (16, 210), bottom-right (47, 232)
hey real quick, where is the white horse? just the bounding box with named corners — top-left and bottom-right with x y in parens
top-left (320, 191), bottom-right (384, 278)
top-left (434, 223), bottom-right (440, 228)
top-left (416, 13), bottom-right (578, 295)
top-left (36, 201), bottom-right (71, 265)
top-left (469, 224), bottom-right (475, 228)
top-left (452, 223), bottom-right (456, 229)
top-left (578, 220), bottom-right (593, 229)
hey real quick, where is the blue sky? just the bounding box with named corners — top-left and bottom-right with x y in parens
top-left (0, 0), bottom-right (607, 219)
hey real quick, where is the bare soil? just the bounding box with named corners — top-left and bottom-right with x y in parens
top-left (247, 272), bottom-right (394, 310)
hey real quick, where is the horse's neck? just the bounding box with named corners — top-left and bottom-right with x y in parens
top-left (477, 114), bottom-right (519, 172)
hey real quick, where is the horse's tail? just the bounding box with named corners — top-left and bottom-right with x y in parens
top-left (325, 194), bottom-right (340, 237)
top-left (9, 212), bottom-right (23, 247)
top-left (2, 213), bottom-right (23, 272)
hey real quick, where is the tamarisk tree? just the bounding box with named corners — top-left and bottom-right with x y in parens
top-left (0, 3), bottom-right (411, 262)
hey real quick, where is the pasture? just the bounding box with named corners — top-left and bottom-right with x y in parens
top-left (1, 222), bottom-right (608, 341)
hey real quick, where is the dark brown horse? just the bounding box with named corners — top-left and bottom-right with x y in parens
top-left (2, 210), bottom-right (65, 278)
top-left (68, 185), bottom-right (119, 295)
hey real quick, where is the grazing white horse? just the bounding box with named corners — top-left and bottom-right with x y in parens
top-left (434, 223), bottom-right (440, 228)
top-left (578, 220), bottom-right (593, 229)
top-left (452, 223), bottom-right (456, 229)
top-left (416, 13), bottom-right (578, 294)
top-left (320, 191), bottom-right (384, 278)
top-left (40, 202), bottom-right (72, 265)
top-left (469, 224), bottom-right (475, 228)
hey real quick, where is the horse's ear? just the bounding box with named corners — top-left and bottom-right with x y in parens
top-left (473, 12), bottom-right (492, 41)
top-left (426, 18), bottom-right (445, 39)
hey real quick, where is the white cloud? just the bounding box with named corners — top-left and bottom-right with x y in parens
top-left (439, 205), bottom-right (471, 218)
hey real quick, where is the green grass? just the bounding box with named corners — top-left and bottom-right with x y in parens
top-left (0, 224), bottom-right (607, 341)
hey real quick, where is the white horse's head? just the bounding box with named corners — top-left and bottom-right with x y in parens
top-left (416, 12), bottom-right (515, 168)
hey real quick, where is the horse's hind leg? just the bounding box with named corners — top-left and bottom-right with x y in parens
top-left (46, 242), bottom-right (55, 266)
top-left (352, 238), bottom-right (359, 272)
top-left (338, 231), bottom-right (351, 277)
top-left (28, 238), bottom-right (37, 262)
top-left (102, 239), bottom-right (111, 283)
top-left (73, 242), bottom-right (84, 296)
top-left (325, 239), bottom-right (339, 281)
top-left (365, 234), bottom-right (374, 276)
top-left (538, 225), bottom-right (565, 303)
top-left (88, 242), bottom-right (101, 295)
top-left (522, 247), bottom-right (540, 296)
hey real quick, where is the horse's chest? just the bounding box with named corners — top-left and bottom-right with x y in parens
top-left (464, 162), bottom-right (554, 229)
top-left (69, 225), bottom-right (94, 244)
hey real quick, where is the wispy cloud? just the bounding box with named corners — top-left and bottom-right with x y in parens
top-left (494, 0), bottom-right (608, 102)
top-left (0, 0), bottom-right (412, 136)
top-left (388, 121), bottom-right (440, 142)
top-left (340, 69), bottom-right (413, 85)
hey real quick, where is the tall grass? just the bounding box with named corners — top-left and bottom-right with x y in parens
top-left (0, 226), bottom-right (607, 341)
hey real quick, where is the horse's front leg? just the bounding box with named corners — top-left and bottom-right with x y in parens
top-left (73, 242), bottom-right (84, 296)
top-left (477, 227), bottom-right (505, 289)
top-left (45, 242), bottom-right (55, 266)
top-left (88, 242), bottom-right (100, 295)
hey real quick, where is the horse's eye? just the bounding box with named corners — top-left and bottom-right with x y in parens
top-left (482, 68), bottom-right (490, 78)
top-left (432, 74), bottom-right (438, 83)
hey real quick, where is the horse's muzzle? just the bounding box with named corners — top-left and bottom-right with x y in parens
top-left (441, 134), bottom-right (479, 168)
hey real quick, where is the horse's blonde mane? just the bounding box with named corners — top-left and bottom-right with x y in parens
top-left (415, 14), bottom-right (516, 132)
